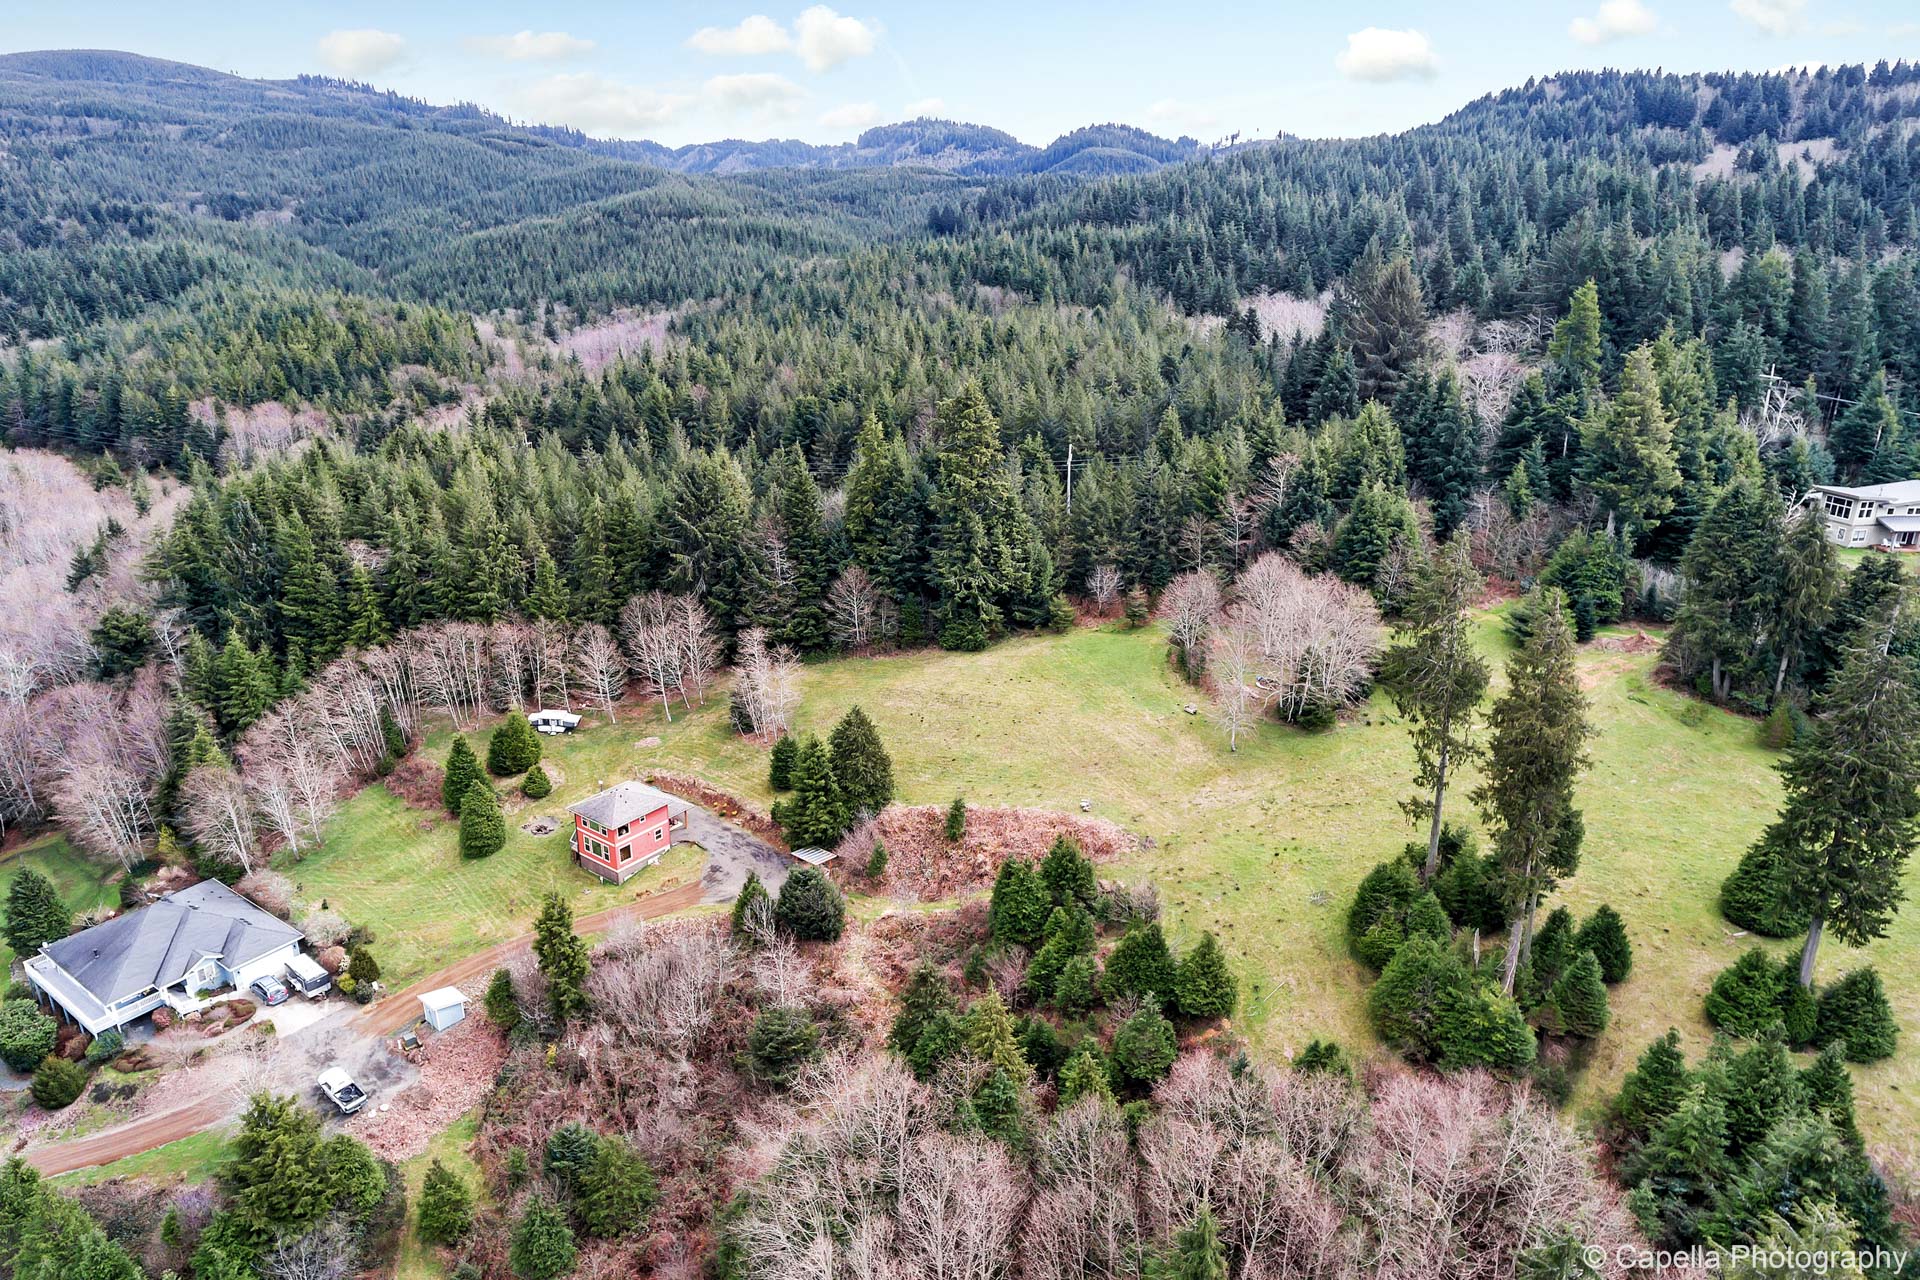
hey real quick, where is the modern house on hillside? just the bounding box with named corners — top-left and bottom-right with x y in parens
top-left (22, 880), bottom-right (307, 1035)
top-left (567, 781), bottom-right (689, 883)
top-left (1804, 480), bottom-right (1920, 549)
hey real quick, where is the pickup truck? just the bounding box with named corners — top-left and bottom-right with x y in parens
top-left (316, 1067), bottom-right (367, 1115)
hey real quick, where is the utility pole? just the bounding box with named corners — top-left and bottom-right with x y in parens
top-left (1065, 440), bottom-right (1073, 513)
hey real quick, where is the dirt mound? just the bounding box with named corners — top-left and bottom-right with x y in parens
top-left (838, 804), bottom-right (1138, 899)
top-left (384, 755), bottom-right (447, 812)
top-left (1591, 629), bottom-right (1661, 654)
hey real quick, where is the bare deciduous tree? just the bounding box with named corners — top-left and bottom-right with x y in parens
top-left (827, 565), bottom-right (894, 650)
top-left (586, 920), bottom-right (736, 1053)
top-left (573, 623), bottom-right (627, 723)
top-left (1159, 571), bottom-right (1222, 678)
top-left (732, 626), bottom-right (800, 738)
top-left (1086, 564), bottom-right (1123, 615)
top-left (181, 763), bottom-right (259, 875)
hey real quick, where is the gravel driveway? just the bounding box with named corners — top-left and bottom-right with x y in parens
top-left (684, 805), bottom-right (791, 902)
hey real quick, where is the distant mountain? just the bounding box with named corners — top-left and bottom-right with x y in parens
top-left (0, 49), bottom-right (1201, 177)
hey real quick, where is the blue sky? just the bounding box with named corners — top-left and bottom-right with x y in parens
top-left (6, 1), bottom-right (1920, 146)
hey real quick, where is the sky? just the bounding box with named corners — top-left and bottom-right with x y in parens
top-left (5, 0), bottom-right (1920, 147)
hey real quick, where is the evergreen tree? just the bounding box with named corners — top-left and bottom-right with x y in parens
top-left (1531, 906), bottom-right (1576, 986)
top-left (770, 445), bottom-right (832, 651)
top-left (731, 871), bottom-right (772, 940)
top-left (1104, 921), bottom-right (1178, 1004)
top-left (889, 962), bottom-right (957, 1068)
top-left (483, 967), bottom-right (520, 1031)
top-left (1332, 479), bottom-right (1420, 599)
top-left (508, 1194), bottom-right (576, 1280)
top-left (1549, 279), bottom-right (1604, 392)
top-left (1174, 931), bottom-right (1237, 1018)
top-left (828, 705), bottom-right (894, 817)
top-left (864, 841), bottom-right (889, 879)
top-left (533, 892), bottom-right (590, 1021)
top-left (1723, 1029), bottom-right (1803, 1155)
top-left (1157, 1206), bottom-right (1229, 1280)
top-left (945, 795), bottom-right (967, 841)
top-left (746, 1006), bottom-right (822, 1087)
top-left (486, 710), bottom-right (542, 776)
top-left (1547, 950), bottom-right (1611, 1037)
top-left (458, 781), bottom-right (506, 859)
top-left (1582, 345), bottom-right (1681, 542)
top-left (1434, 983), bottom-right (1538, 1071)
top-left (1367, 935), bottom-right (1469, 1058)
top-left (1058, 1044), bottom-right (1113, 1107)
top-left (929, 387), bottom-right (1027, 650)
top-left (1039, 836), bottom-right (1098, 906)
top-left (1668, 477), bottom-right (1785, 701)
top-left (1719, 841), bottom-right (1810, 937)
top-left (1828, 369), bottom-right (1899, 472)
top-left (989, 859), bottom-right (1051, 947)
top-left (767, 733), bottom-right (797, 791)
top-left (441, 736), bottom-right (482, 814)
top-left (774, 866), bottom-right (845, 941)
top-left (1768, 512), bottom-right (1839, 699)
top-left (521, 764), bottom-right (552, 799)
top-left (1765, 613), bottom-right (1920, 988)
top-left (1575, 904), bottom-right (1634, 983)
top-left (1614, 1029), bottom-right (1690, 1142)
top-left (1474, 587), bottom-right (1593, 995)
top-left (3, 871), bottom-right (69, 958)
top-left (1109, 996), bottom-right (1178, 1088)
top-left (774, 735), bottom-right (849, 849)
top-left (575, 1136), bottom-right (659, 1238)
top-left (223, 1093), bottom-right (329, 1245)
top-left (1813, 967), bottom-right (1898, 1062)
top-left (1705, 948), bottom-right (1784, 1037)
top-left (417, 1159), bottom-right (473, 1245)
top-left (1799, 1044), bottom-right (1862, 1149)
top-left (1293, 1038), bottom-right (1350, 1077)
top-left (960, 987), bottom-right (1028, 1077)
top-left (1383, 534), bottom-right (1490, 879)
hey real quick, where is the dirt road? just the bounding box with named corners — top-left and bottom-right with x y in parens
top-left (24, 878), bottom-right (706, 1175)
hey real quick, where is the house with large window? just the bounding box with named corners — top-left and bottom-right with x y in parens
top-left (23, 879), bottom-right (307, 1035)
top-left (1803, 480), bottom-right (1920, 550)
top-left (566, 781), bottom-right (689, 883)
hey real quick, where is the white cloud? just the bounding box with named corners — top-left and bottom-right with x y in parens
top-left (819, 101), bottom-right (881, 130)
top-left (793, 6), bottom-right (878, 72)
top-left (465, 30), bottom-right (595, 62)
top-left (1569, 0), bottom-right (1658, 44)
top-left (1334, 27), bottom-right (1438, 82)
top-left (517, 72), bottom-right (693, 135)
top-left (705, 72), bottom-right (807, 115)
top-left (1729, 0), bottom-right (1805, 35)
top-left (904, 96), bottom-right (947, 118)
top-left (687, 15), bottom-right (792, 56)
top-left (317, 28), bottom-right (407, 75)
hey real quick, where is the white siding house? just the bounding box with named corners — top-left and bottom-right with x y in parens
top-left (23, 880), bottom-right (307, 1035)
top-left (1803, 480), bottom-right (1920, 550)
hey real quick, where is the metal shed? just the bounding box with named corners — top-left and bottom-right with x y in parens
top-left (789, 847), bottom-right (836, 866)
top-left (419, 986), bottom-right (467, 1032)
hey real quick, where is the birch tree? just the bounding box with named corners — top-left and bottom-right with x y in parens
top-left (573, 623), bottom-right (627, 723)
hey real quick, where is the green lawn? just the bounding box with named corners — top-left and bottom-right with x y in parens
top-left (395, 1110), bottom-right (483, 1280)
top-left (53, 1129), bottom-right (235, 1187)
top-left (0, 833), bottom-right (122, 975)
top-left (281, 744), bottom-right (704, 988)
top-left (460, 619), bottom-right (1916, 1144)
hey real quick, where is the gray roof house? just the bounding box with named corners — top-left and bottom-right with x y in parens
top-left (23, 880), bottom-right (306, 1035)
top-left (1805, 480), bottom-right (1920, 549)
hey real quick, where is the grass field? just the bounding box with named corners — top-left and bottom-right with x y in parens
top-left (52, 1128), bottom-right (235, 1187)
top-left (361, 616), bottom-right (1917, 1144)
top-left (0, 833), bottom-right (122, 975)
top-left (278, 748), bottom-right (704, 988)
top-left (395, 1109), bottom-right (483, 1280)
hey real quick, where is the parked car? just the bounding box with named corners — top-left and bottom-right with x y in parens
top-left (317, 1067), bottom-right (367, 1115)
top-left (250, 974), bottom-right (289, 1006)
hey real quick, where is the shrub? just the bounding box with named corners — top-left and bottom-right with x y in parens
top-left (542, 1122), bottom-right (599, 1193)
top-left (1612, 1030), bottom-right (1690, 1143)
top-left (1718, 843), bottom-right (1810, 937)
top-left (865, 842), bottom-right (888, 879)
top-left (575, 1135), bottom-right (659, 1238)
top-left (1174, 931), bottom-right (1237, 1019)
top-left (1103, 922), bottom-right (1177, 1005)
top-left (0, 1001), bottom-right (59, 1071)
top-left (746, 1006), bottom-right (821, 1086)
top-left (1346, 860), bottom-right (1418, 968)
top-left (1574, 905), bottom-right (1633, 983)
top-left (348, 946), bottom-right (382, 985)
top-left (1530, 907), bottom-right (1576, 987)
top-left (84, 1029), bottom-right (125, 1065)
top-left (988, 859), bottom-right (1050, 947)
top-left (1723, 1030), bottom-right (1801, 1154)
top-left (1704, 949), bottom-right (1783, 1038)
top-left (1058, 1045), bottom-right (1114, 1106)
top-left (1759, 702), bottom-right (1794, 750)
top-left (1109, 998), bottom-right (1178, 1088)
top-left (1775, 956), bottom-right (1817, 1047)
top-left (1123, 586), bottom-right (1150, 627)
top-left (508, 1194), bottom-right (576, 1280)
top-left (458, 781), bottom-right (506, 859)
top-left (1546, 950), bottom-right (1610, 1038)
top-left (767, 734), bottom-right (797, 791)
top-left (520, 765), bottom-right (552, 799)
top-left (30, 1054), bottom-right (86, 1109)
top-left (775, 867), bottom-right (845, 942)
top-left (1293, 1038), bottom-right (1349, 1077)
top-left (1814, 968), bottom-right (1898, 1063)
top-left (441, 737), bottom-right (482, 813)
top-left (417, 1160), bottom-right (473, 1245)
top-left (945, 795), bottom-right (967, 841)
top-left (487, 711), bottom-right (542, 776)
top-left (484, 968), bottom-right (520, 1031)
top-left (1016, 1017), bottom-right (1068, 1079)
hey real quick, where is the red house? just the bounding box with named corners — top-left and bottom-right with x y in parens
top-left (566, 781), bottom-right (688, 883)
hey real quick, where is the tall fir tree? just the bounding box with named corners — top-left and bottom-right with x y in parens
top-left (929, 387), bottom-right (1027, 650)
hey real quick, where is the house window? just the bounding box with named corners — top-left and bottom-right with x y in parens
top-left (1824, 494), bottom-right (1854, 520)
top-left (653, 827), bottom-right (664, 842)
top-left (620, 846), bottom-right (631, 863)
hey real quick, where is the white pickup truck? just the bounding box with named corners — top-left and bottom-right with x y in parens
top-left (316, 1067), bottom-right (368, 1115)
